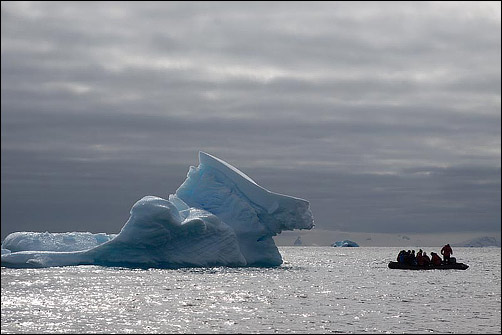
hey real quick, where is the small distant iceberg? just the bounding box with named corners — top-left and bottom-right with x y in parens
top-left (294, 236), bottom-right (303, 246)
top-left (332, 240), bottom-right (359, 247)
top-left (453, 236), bottom-right (500, 247)
top-left (1, 152), bottom-right (314, 268)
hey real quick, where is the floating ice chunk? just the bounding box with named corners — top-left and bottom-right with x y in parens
top-left (1, 152), bottom-right (314, 268)
top-left (1, 196), bottom-right (246, 268)
top-left (0, 250), bottom-right (92, 268)
top-left (1, 231), bottom-right (116, 253)
top-left (332, 240), bottom-right (359, 247)
top-left (294, 236), bottom-right (303, 246)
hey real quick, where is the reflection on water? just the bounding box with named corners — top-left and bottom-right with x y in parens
top-left (1, 247), bottom-right (500, 333)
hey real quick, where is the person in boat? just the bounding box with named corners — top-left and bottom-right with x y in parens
top-left (408, 250), bottom-right (417, 266)
top-left (405, 250), bottom-right (411, 264)
top-left (441, 244), bottom-right (453, 264)
top-left (416, 249), bottom-right (423, 266)
top-left (421, 251), bottom-right (431, 267)
top-left (416, 253), bottom-right (423, 266)
top-left (397, 250), bottom-right (406, 263)
top-left (431, 252), bottom-right (442, 266)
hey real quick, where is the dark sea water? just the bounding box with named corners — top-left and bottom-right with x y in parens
top-left (1, 247), bottom-right (500, 333)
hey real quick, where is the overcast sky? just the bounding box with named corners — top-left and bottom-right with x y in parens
top-left (1, 1), bottom-right (500, 239)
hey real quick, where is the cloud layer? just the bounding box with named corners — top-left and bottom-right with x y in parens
top-left (1, 2), bottom-right (500, 238)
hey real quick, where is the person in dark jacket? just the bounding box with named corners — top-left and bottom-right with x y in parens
top-left (408, 250), bottom-right (417, 266)
top-left (422, 252), bottom-right (431, 267)
top-left (397, 250), bottom-right (406, 263)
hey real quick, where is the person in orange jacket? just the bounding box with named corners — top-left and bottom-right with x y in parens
top-left (441, 244), bottom-right (453, 264)
top-left (431, 252), bottom-right (442, 266)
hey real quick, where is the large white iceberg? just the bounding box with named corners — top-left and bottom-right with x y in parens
top-left (1, 152), bottom-right (314, 268)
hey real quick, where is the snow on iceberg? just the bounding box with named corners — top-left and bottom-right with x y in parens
top-left (1, 152), bottom-right (314, 268)
top-left (332, 240), bottom-right (359, 247)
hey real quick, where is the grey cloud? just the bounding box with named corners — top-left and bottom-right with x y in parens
top-left (1, 2), bottom-right (500, 239)
top-left (253, 166), bottom-right (501, 234)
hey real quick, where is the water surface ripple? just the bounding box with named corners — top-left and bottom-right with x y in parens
top-left (2, 247), bottom-right (500, 333)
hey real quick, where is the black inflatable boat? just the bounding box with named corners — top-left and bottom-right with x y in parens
top-left (388, 261), bottom-right (469, 270)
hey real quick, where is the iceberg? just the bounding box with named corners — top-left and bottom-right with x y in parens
top-left (1, 152), bottom-right (314, 268)
top-left (332, 240), bottom-right (359, 247)
top-left (1, 232), bottom-right (116, 252)
top-left (294, 236), bottom-right (303, 246)
top-left (453, 236), bottom-right (501, 248)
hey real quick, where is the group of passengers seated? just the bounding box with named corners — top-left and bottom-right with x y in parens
top-left (396, 244), bottom-right (453, 267)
